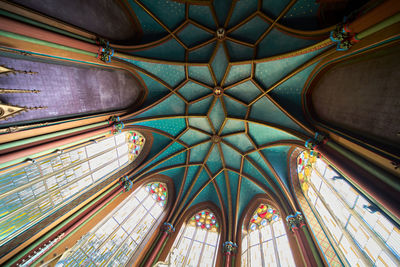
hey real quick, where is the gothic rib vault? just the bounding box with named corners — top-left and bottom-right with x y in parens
top-left (110, 0), bottom-right (339, 242)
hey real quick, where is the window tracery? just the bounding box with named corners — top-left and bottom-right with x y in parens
top-left (298, 150), bottom-right (400, 266)
top-left (56, 181), bottom-right (167, 266)
top-left (241, 203), bottom-right (296, 267)
top-left (0, 131), bottom-right (144, 245)
top-left (166, 209), bottom-right (220, 267)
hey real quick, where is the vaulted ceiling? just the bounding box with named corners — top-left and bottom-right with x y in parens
top-left (110, 0), bottom-right (341, 238)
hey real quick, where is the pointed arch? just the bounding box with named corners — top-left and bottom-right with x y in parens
top-left (159, 201), bottom-right (225, 267)
top-left (237, 194), bottom-right (302, 267)
top-left (289, 148), bottom-right (400, 266)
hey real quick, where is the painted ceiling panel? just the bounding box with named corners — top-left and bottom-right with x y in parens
top-left (188, 118), bottom-right (213, 135)
top-left (242, 158), bottom-right (274, 192)
top-left (135, 94), bottom-right (185, 118)
top-left (213, 0), bottom-right (232, 26)
top-left (140, 0), bottom-right (185, 30)
top-left (224, 134), bottom-right (253, 153)
top-left (189, 182), bottom-right (221, 210)
top-left (123, 59), bottom-right (185, 87)
top-left (247, 151), bottom-right (282, 192)
top-left (137, 73), bottom-right (170, 108)
top-left (188, 4), bottom-right (216, 30)
top-left (151, 150), bottom-right (187, 172)
top-left (177, 23), bottom-right (214, 48)
top-left (209, 98), bottom-right (225, 132)
top-left (227, 0), bottom-right (258, 28)
top-left (141, 142), bottom-right (185, 171)
top-left (220, 143), bottom-right (242, 171)
top-left (188, 42), bottom-right (217, 62)
top-left (226, 80), bottom-right (261, 104)
top-left (206, 145), bottom-right (223, 175)
top-left (179, 81), bottom-right (211, 102)
top-left (133, 118), bottom-right (186, 136)
top-left (227, 171), bottom-right (239, 218)
top-left (185, 168), bottom-right (210, 205)
top-left (238, 177), bottom-right (265, 223)
top-left (281, 0), bottom-right (320, 30)
top-left (128, 0), bottom-right (167, 43)
top-left (225, 40), bottom-right (254, 61)
top-left (179, 166), bottom-right (201, 202)
top-left (261, 146), bottom-right (292, 189)
top-left (145, 132), bottom-right (172, 160)
top-left (214, 172), bottom-right (229, 212)
top-left (248, 122), bottom-right (300, 146)
top-left (220, 119), bottom-right (245, 135)
top-left (262, 0), bottom-right (291, 18)
top-left (188, 66), bottom-right (214, 86)
top-left (223, 96), bottom-right (248, 118)
top-left (130, 38), bottom-right (185, 61)
top-left (189, 142), bottom-right (212, 163)
top-left (257, 28), bottom-right (318, 58)
top-left (211, 44), bottom-right (229, 84)
top-left (160, 167), bottom-right (186, 197)
top-left (180, 129), bottom-right (210, 147)
top-left (230, 16), bottom-right (270, 44)
top-left (255, 46), bottom-right (326, 89)
top-left (223, 64), bottom-right (251, 86)
top-left (188, 95), bottom-right (214, 114)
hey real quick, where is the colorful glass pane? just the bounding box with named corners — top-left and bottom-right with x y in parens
top-left (249, 204), bottom-right (279, 231)
top-left (126, 131), bottom-right (145, 161)
top-left (145, 182), bottom-right (168, 207)
top-left (297, 150), bottom-right (318, 193)
top-left (188, 210), bottom-right (219, 231)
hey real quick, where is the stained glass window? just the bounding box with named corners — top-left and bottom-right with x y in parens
top-left (56, 182), bottom-right (167, 266)
top-left (298, 150), bottom-right (400, 266)
top-left (166, 210), bottom-right (220, 267)
top-left (0, 131), bottom-right (144, 245)
top-left (241, 204), bottom-right (295, 267)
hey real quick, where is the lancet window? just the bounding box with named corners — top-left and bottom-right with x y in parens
top-left (241, 204), bottom-right (296, 267)
top-left (298, 150), bottom-right (400, 266)
top-left (56, 181), bottom-right (168, 266)
top-left (0, 131), bottom-right (145, 245)
top-left (167, 209), bottom-right (220, 267)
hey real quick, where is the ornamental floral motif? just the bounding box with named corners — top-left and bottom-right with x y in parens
top-left (126, 131), bottom-right (145, 161)
top-left (189, 210), bottom-right (219, 231)
top-left (145, 182), bottom-right (167, 207)
top-left (249, 204), bottom-right (279, 231)
top-left (297, 150), bottom-right (318, 193)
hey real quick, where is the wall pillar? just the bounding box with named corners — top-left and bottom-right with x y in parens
top-left (143, 222), bottom-right (175, 267)
top-left (286, 212), bottom-right (323, 267)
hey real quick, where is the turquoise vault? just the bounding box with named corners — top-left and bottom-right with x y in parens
top-left (113, 0), bottom-right (335, 233)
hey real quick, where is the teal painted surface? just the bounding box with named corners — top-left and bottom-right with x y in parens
top-left (185, 168), bottom-right (210, 205)
top-left (242, 159), bottom-right (273, 191)
top-left (225, 40), bottom-right (254, 61)
top-left (128, 0), bottom-right (166, 43)
top-left (188, 95), bottom-right (214, 114)
top-left (206, 145), bottom-right (223, 175)
top-left (188, 66), bottom-right (214, 86)
top-left (220, 119), bottom-right (245, 135)
top-left (188, 118), bottom-right (213, 134)
top-left (180, 166), bottom-right (201, 202)
top-left (137, 72), bottom-right (170, 108)
top-left (224, 64), bottom-right (251, 86)
top-left (226, 80), bottom-right (261, 104)
top-left (130, 38), bottom-right (185, 61)
top-left (213, 0), bottom-right (232, 26)
top-left (257, 28), bottom-right (318, 58)
top-left (247, 151), bottom-right (282, 191)
top-left (255, 47), bottom-right (325, 88)
top-left (178, 24), bottom-right (214, 47)
top-left (221, 143), bottom-right (242, 170)
top-left (223, 96), bottom-right (247, 118)
top-left (189, 4), bottom-right (216, 30)
top-left (190, 142), bottom-right (212, 163)
top-left (227, 171), bottom-right (239, 216)
top-left (136, 94), bottom-right (185, 118)
top-left (261, 0), bottom-right (291, 18)
top-left (209, 98), bottom-right (225, 132)
top-left (211, 44), bottom-right (229, 84)
top-left (214, 172), bottom-right (229, 211)
top-left (281, 0), bottom-right (320, 30)
top-left (179, 81), bottom-right (211, 102)
top-left (224, 134), bottom-right (253, 153)
top-left (248, 122), bottom-right (300, 146)
top-left (230, 16), bottom-right (270, 44)
top-left (141, 0), bottom-right (185, 30)
top-left (228, 0), bottom-right (258, 28)
top-left (261, 146), bottom-right (291, 189)
top-left (151, 151), bottom-right (187, 172)
top-left (238, 177), bottom-right (265, 222)
top-left (189, 182), bottom-right (221, 210)
top-left (146, 132), bottom-right (172, 160)
top-left (133, 118), bottom-right (186, 136)
top-left (180, 129), bottom-right (210, 146)
top-left (161, 167), bottom-right (186, 197)
top-left (188, 41), bottom-right (216, 62)
top-left (142, 142), bottom-right (185, 170)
